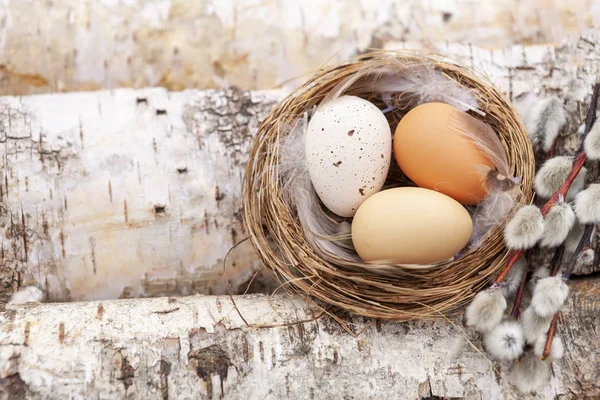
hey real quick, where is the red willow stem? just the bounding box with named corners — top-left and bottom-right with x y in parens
top-left (492, 250), bottom-right (522, 286)
top-left (543, 225), bottom-right (593, 360)
top-left (492, 81), bottom-right (600, 287)
top-left (540, 224), bottom-right (594, 362)
top-left (510, 251), bottom-right (529, 318)
top-left (539, 151), bottom-right (587, 215)
top-left (542, 313), bottom-right (559, 360)
top-left (546, 135), bottom-right (559, 159)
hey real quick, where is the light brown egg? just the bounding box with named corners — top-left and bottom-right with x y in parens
top-left (352, 187), bottom-right (472, 264)
top-left (394, 102), bottom-right (495, 205)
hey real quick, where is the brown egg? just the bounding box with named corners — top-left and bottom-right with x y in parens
top-left (394, 102), bottom-right (494, 204)
top-left (352, 187), bottom-right (472, 264)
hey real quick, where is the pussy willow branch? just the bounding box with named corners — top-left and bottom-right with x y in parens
top-left (493, 80), bottom-right (600, 287)
top-left (540, 80), bottom-right (600, 214)
top-left (542, 313), bottom-right (559, 360)
top-left (542, 224), bottom-right (594, 360)
top-left (510, 251), bottom-right (530, 318)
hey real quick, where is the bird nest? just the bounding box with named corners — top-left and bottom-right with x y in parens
top-left (242, 50), bottom-right (534, 321)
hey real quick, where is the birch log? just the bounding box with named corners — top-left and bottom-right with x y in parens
top-left (1, 277), bottom-right (599, 399)
top-left (0, 88), bottom-right (282, 302)
top-left (2, 33), bottom-right (600, 302)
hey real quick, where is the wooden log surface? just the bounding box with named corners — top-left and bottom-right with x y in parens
top-left (0, 87), bottom-right (282, 302)
top-left (2, 32), bottom-right (600, 302)
top-left (0, 277), bottom-right (599, 399)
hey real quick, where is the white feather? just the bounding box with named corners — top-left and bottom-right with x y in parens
top-left (511, 353), bottom-right (551, 394)
top-left (584, 118), bottom-right (600, 160)
top-left (528, 267), bottom-right (550, 294)
top-left (448, 110), bottom-right (511, 179)
top-left (521, 306), bottom-right (553, 344)
top-left (500, 257), bottom-right (526, 298)
top-left (534, 335), bottom-right (565, 362)
top-left (321, 60), bottom-right (481, 114)
top-left (531, 276), bottom-right (569, 318)
top-left (534, 156), bottom-right (587, 201)
top-left (470, 190), bottom-right (516, 248)
top-left (483, 319), bottom-right (525, 361)
top-left (574, 184), bottom-right (600, 224)
top-left (540, 200), bottom-right (576, 247)
top-left (504, 205), bottom-right (544, 250)
top-left (277, 113), bottom-right (360, 262)
top-left (9, 286), bottom-right (44, 304)
top-left (465, 289), bottom-right (507, 332)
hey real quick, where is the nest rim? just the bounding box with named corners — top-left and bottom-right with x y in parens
top-left (242, 50), bottom-right (535, 321)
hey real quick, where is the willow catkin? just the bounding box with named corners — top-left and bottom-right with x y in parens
top-left (277, 112), bottom-right (359, 261)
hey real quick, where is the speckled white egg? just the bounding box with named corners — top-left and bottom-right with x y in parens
top-left (305, 95), bottom-right (392, 217)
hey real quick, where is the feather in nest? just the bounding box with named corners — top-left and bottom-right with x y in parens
top-left (320, 58), bottom-right (483, 115)
top-left (277, 112), bottom-right (361, 262)
top-left (469, 190), bottom-right (517, 248)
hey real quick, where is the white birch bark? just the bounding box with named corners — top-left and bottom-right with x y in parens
top-left (1, 277), bottom-right (598, 399)
top-left (0, 88), bottom-right (282, 302)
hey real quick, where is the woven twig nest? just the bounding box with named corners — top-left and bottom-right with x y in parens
top-left (242, 50), bottom-right (534, 321)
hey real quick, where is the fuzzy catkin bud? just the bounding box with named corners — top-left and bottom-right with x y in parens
top-left (534, 335), bottom-right (565, 362)
top-left (465, 289), bottom-right (507, 332)
top-left (521, 306), bottom-right (553, 344)
top-left (531, 276), bottom-right (569, 318)
top-left (483, 319), bottom-right (525, 361)
top-left (534, 156), bottom-right (587, 201)
top-left (520, 96), bottom-right (566, 152)
top-left (584, 119), bottom-right (600, 160)
top-left (511, 353), bottom-right (551, 394)
top-left (574, 184), bottom-right (600, 224)
top-left (539, 200), bottom-right (576, 248)
top-left (504, 205), bottom-right (544, 250)
top-left (528, 268), bottom-right (550, 294)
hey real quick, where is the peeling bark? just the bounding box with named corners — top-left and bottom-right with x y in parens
top-left (0, 278), bottom-right (598, 399)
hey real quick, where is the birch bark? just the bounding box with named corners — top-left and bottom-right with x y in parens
top-left (1, 277), bottom-right (598, 399)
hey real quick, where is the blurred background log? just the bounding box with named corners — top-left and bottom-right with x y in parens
top-left (0, 0), bottom-right (599, 96)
